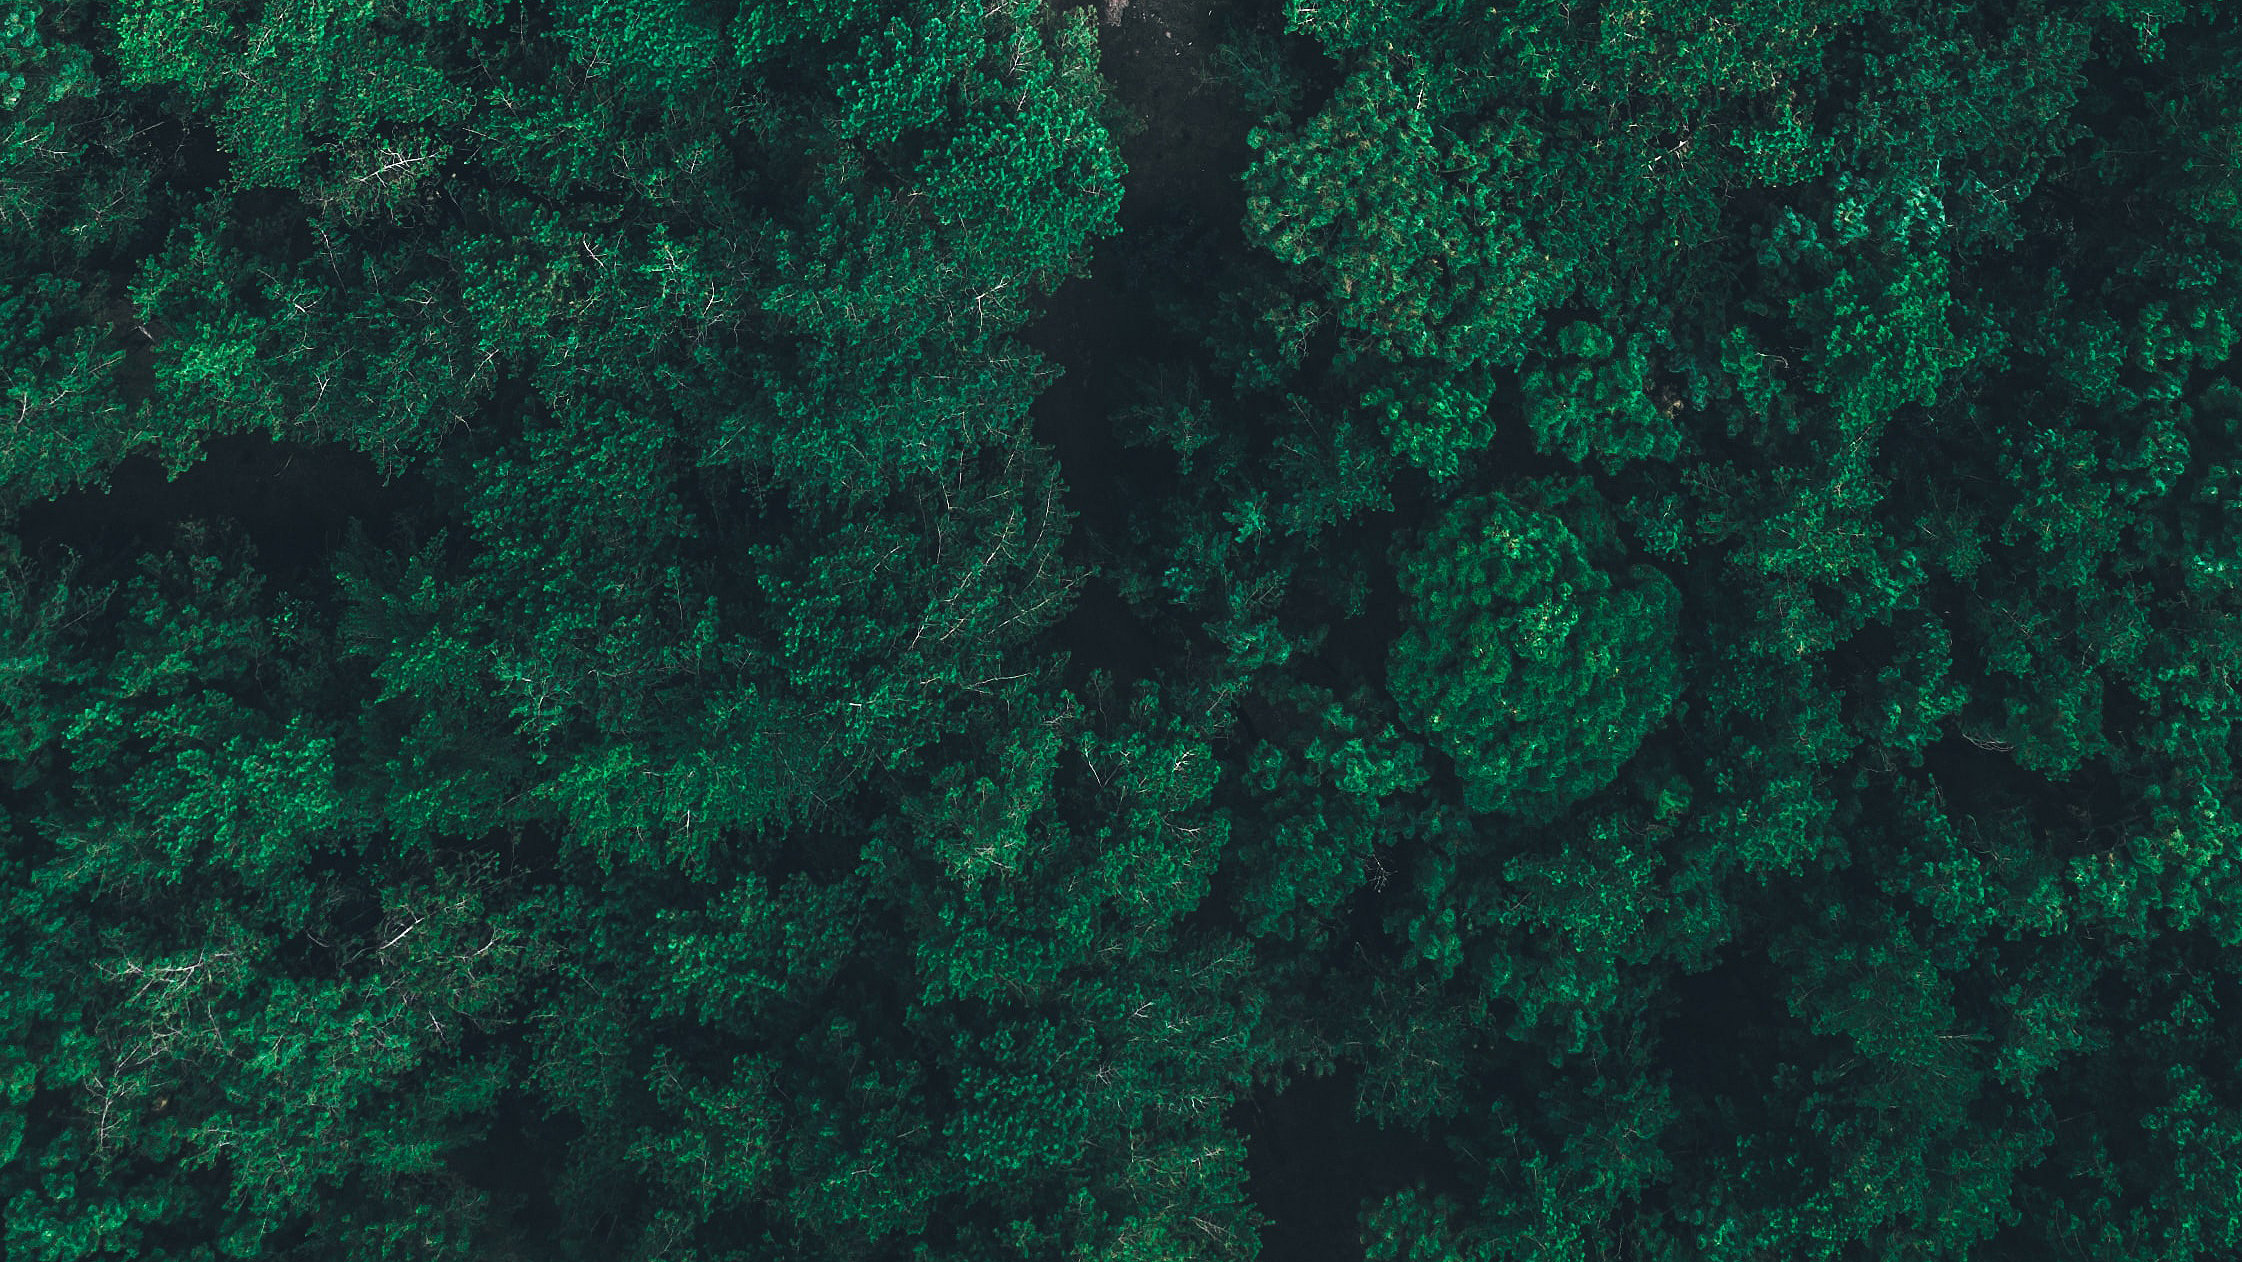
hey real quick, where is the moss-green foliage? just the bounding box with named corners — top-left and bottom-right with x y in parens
top-left (1523, 321), bottom-right (1683, 468)
top-left (1391, 485), bottom-right (1681, 822)
top-left (4, 0), bottom-right (2242, 1257)
top-left (0, 0), bottom-right (1193, 1257)
top-left (1121, 0), bottom-right (2242, 1257)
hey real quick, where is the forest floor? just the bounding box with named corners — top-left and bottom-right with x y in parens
top-left (1032, 9), bottom-right (1410, 1262)
top-left (1085, 0), bottom-right (1250, 227)
top-left (1029, 0), bottom-right (1266, 687)
top-left (1031, 0), bottom-right (1257, 463)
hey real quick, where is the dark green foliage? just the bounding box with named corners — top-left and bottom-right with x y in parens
top-left (1390, 485), bottom-right (1681, 822)
top-left (4, 0), bottom-right (2241, 1258)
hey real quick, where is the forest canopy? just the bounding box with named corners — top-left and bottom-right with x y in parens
top-left (3, 0), bottom-right (2240, 1259)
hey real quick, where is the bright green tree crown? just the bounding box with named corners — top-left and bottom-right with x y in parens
top-left (1392, 488), bottom-right (1681, 821)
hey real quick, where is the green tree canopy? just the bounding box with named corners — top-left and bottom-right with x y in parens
top-left (1391, 484), bottom-right (1682, 822)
